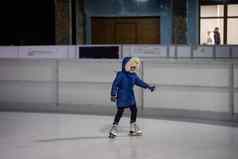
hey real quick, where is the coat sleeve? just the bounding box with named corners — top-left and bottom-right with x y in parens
top-left (111, 72), bottom-right (122, 96)
top-left (135, 74), bottom-right (149, 89)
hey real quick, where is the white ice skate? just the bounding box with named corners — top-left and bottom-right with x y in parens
top-left (129, 122), bottom-right (143, 136)
top-left (109, 124), bottom-right (118, 139)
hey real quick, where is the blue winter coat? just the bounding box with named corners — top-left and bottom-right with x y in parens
top-left (111, 57), bottom-right (150, 108)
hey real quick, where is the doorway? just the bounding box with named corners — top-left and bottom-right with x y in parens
top-left (91, 17), bottom-right (160, 44)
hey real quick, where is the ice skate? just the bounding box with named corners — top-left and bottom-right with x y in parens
top-left (129, 122), bottom-right (142, 136)
top-left (109, 124), bottom-right (118, 138)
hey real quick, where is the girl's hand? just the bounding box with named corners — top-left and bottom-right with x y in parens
top-left (111, 96), bottom-right (117, 102)
top-left (148, 85), bottom-right (156, 92)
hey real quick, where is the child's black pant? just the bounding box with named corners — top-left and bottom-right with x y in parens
top-left (113, 105), bottom-right (137, 125)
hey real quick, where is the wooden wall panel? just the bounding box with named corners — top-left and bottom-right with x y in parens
top-left (91, 17), bottom-right (160, 44)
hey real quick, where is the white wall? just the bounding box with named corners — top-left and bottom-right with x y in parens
top-left (0, 60), bottom-right (56, 104)
top-left (235, 64), bottom-right (238, 113)
top-left (235, 92), bottom-right (238, 113)
top-left (0, 60), bottom-right (56, 81)
top-left (59, 83), bottom-right (112, 106)
top-left (234, 64), bottom-right (238, 89)
top-left (144, 89), bottom-right (229, 112)
top-left (143, 63), bottom-right (230, 87)
top-left (0, 83), bottom-right (56, 104)
top-left (122, 45), bottom-right (167, 58)
top-left (143, 61), bottom-right (231, 112)
top-left (0, 46), bottom-right (77, 59)
top-left (193, 46), bottom-right (213, 58)
top-left (0, 59), bottom-right (236, 115)
top-left (168, 46), bottom-right (175, 57)
top-left (58, 60), bottom-right (120, 106)
top-left (1, 45), bottom-right (238, 59)
top-left (177, 46), bottom-right (191, 58)
top-left (215, 46), bottom-right (230, 58)
top-left (59, 60), bottom-right (119, 83)
top-left (232, 46), bottom-right (238, 58)
top-left (0, 47), bottom-right (18, 58)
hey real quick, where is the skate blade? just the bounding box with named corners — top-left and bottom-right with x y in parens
top-left (109, 133), bottom-right (117, 139)
top-left (129, 132), bottom-right (143, 136)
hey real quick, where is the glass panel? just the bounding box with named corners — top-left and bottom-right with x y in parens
top-left (200, 18), bottom-right (224, 45)
top-left (200, 5), bottom-right (224, 17)
top-left (227, 18), bottom-right (238, 44)
top-left (228, 5), bottom-right (238, 16)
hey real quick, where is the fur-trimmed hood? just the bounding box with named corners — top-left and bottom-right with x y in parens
top-left (122, 57), bottom-right (140, 73)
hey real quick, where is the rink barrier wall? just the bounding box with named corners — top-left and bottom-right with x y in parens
top-left (0, 46), bottom-right (77, 59)
top-left (0, 58), bottom-right (237, 123)
top-left (235, 64), bottom-right (238, 114)
top-left (143, 61), bottom-right (231, 112)
top-left (1, 45), bottom-right (238, 59)
top-left (120, 45), bottom-right (238, 59)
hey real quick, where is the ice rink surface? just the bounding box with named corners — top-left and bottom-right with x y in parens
top-left (0, 112), bottom-right (238, 159)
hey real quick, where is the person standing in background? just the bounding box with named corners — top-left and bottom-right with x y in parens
top-left (213, 27), bottom-right (221, 45)
top-left (206, 31), bottom-right (214, 45)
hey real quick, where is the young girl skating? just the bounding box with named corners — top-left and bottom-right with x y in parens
top-left (109, 57), bottom-right (155, 138)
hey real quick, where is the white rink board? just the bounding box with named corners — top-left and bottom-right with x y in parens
top-left (0, 46), bottom-right (77, 59)
top-left (0, 83), bottom-right (56, 103)
top-left (0, 60), bottom-right (56, 81)
top-left (177, 46), bottom-right (191, 57)
top-left (231, 46), bottom-right (238, 58)
top-left (68, 45), bottom-right (77, 58)
top-left (144, 89), bottom-right (230, 112)
top-left (59, 83), bottom-right (141, 107)
top-left (169, 46), bottom-right (176, 57)
top-left (143, 62), bottom-right (230, 87)
top-left (59, 83), bottom-right (112, 106)
top-left (234, 65), bottom-right (238, 88)
top-left (0, 47), bottom-right (18, 58)
top-left (235, 92), bottom-right (238, 113)
top-left (193, 46), bottom-right (213, 58)
top-left (215, 46), bottom-right (230, 58)
top-left (59, 60), bottom-right (120, 82)
top-left (18, 46), bottom-right (69, 59)
top-left (122, 45), bottom-right (167, 58)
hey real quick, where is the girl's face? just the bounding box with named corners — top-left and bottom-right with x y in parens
top-left (125, 57), bottom-right (140, 73)
top-left (130, 66), bottom-right (136, 72)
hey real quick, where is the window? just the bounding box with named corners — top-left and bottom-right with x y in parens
top-left (200, 18), bottom-right (224, 45)
top-left (227, 4), bottom-right (238, 44)
top-left (200, 2), bottom-right (238, 45)
top-left (200, 5), bottom-right (224, 17)
top-left (228, 4), bottom-right (238, 16)
top-left (200, 5), bottom-right (224, 45)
